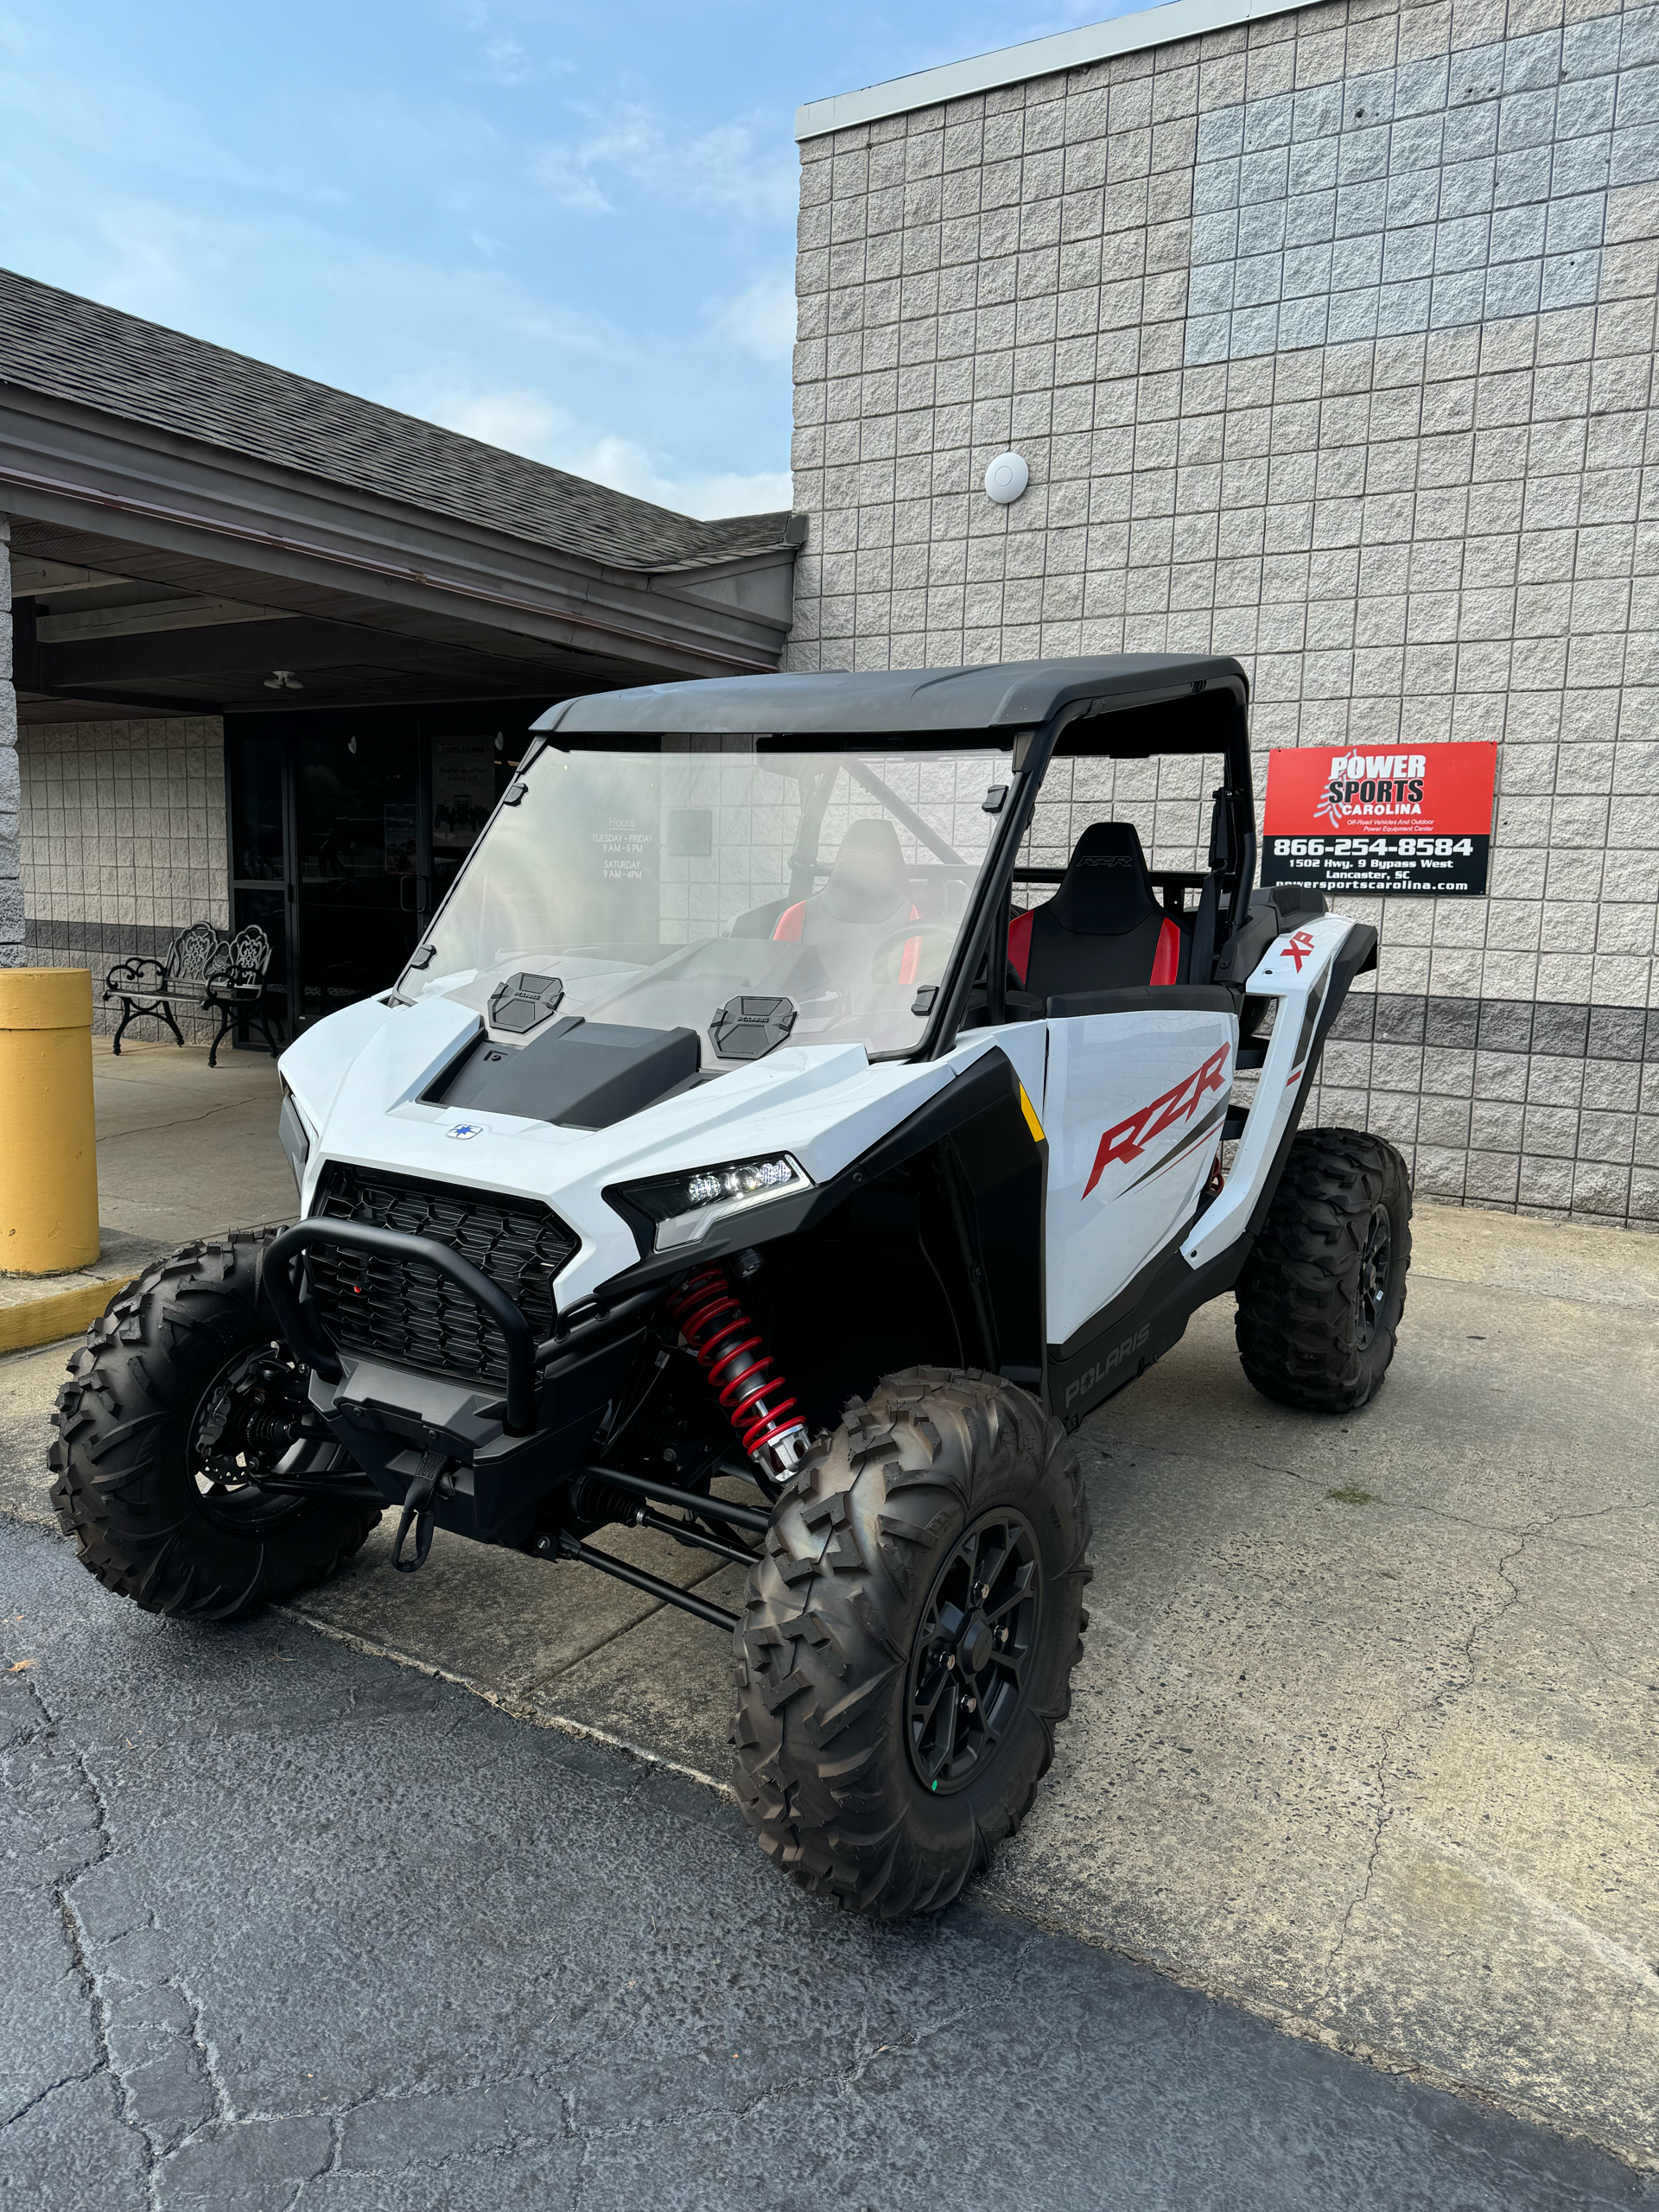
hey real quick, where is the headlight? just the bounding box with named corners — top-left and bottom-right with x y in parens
top-left (277, 1084), bottom-right (311, 1199)
top-left (615, 1154), bottom-right (812, 1251)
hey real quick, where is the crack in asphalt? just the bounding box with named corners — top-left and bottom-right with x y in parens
top-left (1314, 1501), bottom-right (1626, 2001)
top-left (173, 1974), bottom-right (235, 2131)
top-left (1, 2063), bottom-right (106, 2133)
top-left (12, 1671), bottom-right (173, 2196)
top-left (1101, 1433), bottom-right (1652, 1555)
top-left (91, 1991), bottom-right (999, 2193)
top-left (94, 1094), bottom-right (283, 1147)
top-left (839, 1999), bottom-right (970, 2089)
top-left (274, 1604), bottom-right (734, 1797)
top-left (1407, 1266), bottom-right (1659, 1318)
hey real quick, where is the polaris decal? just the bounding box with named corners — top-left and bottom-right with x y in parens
top-left (1082, 1045), bottom-right (1231, 1198)
top-left (1064, 1324), bottom-right (1151, 1407)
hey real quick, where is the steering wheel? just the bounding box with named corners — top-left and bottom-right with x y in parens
top-left (868, 921), bottom-right (957, 988)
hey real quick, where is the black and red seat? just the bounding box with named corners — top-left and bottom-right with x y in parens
top-left (1008, 823), bottom-right (1185, 1001)
top-left (772, 817), bottom-right (924, 983)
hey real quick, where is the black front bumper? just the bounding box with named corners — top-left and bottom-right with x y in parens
top-left (264, 1218), bottom-right (541, 1431)
top-left (261, 1218), bottom-right (649, 1546)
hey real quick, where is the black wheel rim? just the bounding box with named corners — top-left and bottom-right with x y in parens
top-left (905, 1509), bottom-right (1042, 1797)
top-left (1355, 1203), bottom-right (1393, 1352)
top-left (187, 1342), bottom-right (334, 1531)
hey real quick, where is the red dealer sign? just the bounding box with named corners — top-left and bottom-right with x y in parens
top-left (1261, 741), bottom-right (1497, 896)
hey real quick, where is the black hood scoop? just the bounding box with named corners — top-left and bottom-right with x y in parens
top-left (425, 1017), bottom-right (702, 1130)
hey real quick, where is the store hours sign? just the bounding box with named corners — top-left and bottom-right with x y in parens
top-left (1261, 742), bottom-right (1497, 897)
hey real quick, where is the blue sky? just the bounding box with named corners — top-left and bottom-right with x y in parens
top-left (0, 3), bottom-right (1125, 518)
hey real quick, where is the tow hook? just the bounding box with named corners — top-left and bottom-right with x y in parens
top-left (391, 1449), bottom-right (454, 1574)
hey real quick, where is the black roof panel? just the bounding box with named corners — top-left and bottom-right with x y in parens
top-left (537, 654), bottom-right (1249, 738)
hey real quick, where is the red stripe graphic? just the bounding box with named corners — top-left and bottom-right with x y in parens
top-left (1082, 1043), bottom-right (1231, 1198)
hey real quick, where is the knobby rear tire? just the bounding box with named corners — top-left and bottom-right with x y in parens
top-left (732, 1368), bottom-right (1090, 1920)
top-left (1235, 1127), bottom-right (1412, 1414)
top-left (48, 1228), bottom-right (380, 1620)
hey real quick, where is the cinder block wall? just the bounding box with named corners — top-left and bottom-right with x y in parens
top-left (17, 718), bottom-right (230, 1039)
top-left (787, 0), bottom-right (1659, 1227)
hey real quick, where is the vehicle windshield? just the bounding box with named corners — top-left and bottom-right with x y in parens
top-left (404, 737), bottom-right (1012, 1059)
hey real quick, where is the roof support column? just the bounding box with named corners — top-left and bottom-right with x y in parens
top-left (0, 517), bottom-right (19, 969)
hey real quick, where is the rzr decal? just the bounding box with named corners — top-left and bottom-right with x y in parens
top-left (1082, 1044), bottom-right (1231, 1198)
top-left (1118, 1097), bottom-right (1230, 1193)
top-left (1280, 928), bottom-right (1315, 971)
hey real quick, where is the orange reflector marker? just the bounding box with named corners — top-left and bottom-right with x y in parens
top-left (1017, 1082), bottom-right (1046, 1146)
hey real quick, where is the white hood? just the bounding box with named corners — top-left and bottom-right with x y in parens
top-left (279, 995), bottom-right (1004, 1306)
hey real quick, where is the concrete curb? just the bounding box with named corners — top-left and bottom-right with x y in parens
top-left (0, 1271), bottom-right (136, 1354)
top-left (0, 1227), bottom-right (165, 1354)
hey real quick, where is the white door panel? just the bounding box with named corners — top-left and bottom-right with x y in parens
top-left (1181, 913), bottom-right (1356, 1271)
top-left (1044, 1009), bottom-right (1236, 1344)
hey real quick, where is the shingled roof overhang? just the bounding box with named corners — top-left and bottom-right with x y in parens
top-left (0, 267), bottom-right (801, 721)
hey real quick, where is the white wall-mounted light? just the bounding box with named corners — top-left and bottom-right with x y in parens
top-left (983, 452), bottom-right (1029, 505)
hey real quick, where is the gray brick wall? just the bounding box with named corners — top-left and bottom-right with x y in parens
top-left (0, 519), bottom-right (20, 969)
top-left (18, 717), bottom-right (230, 1039)
top-left (788, 0), bottom-right (1659, 1229)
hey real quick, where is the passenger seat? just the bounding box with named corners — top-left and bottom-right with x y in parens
top-left (1009, 823), bottom-right (1184, 1001)
top-left (772, 817), bottom-right (924, 983)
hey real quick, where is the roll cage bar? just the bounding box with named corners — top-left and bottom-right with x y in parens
top-left (913, 676), bottom-right (1256, 1060)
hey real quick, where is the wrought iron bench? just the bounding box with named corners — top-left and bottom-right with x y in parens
top-left (104, 921), bottom-right (283, 1067)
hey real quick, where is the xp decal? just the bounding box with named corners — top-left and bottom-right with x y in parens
top-left (1082, 1044), bottom-right (1231, 1198)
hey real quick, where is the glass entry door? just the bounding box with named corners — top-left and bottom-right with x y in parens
top-left (227, 707), bottom-right (539, 1034)
top-left (429, 734), bottom-right (499, 912)
top-left (293, 732), bottom-right (422, 1025)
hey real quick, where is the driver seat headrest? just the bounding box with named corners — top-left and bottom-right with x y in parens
top-left (820, 816), bottom-right (911, 923)
top-left (1051, 822), bottom-right (1161, 936)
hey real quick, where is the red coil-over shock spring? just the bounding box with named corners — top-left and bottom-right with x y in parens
top-left (664, 1263), bottom-right (808, 1479)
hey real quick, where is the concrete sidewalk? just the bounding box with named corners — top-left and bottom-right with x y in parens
top-left (2, 1142), bottom-right (1654, 2164)
top-left (0, 1039), bottom-right (289, 1351)
top-left (88, 1035), bottom-right (291, 1248)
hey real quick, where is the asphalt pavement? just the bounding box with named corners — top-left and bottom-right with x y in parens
top-left (3, 1510), bottom-right (1649, 2212)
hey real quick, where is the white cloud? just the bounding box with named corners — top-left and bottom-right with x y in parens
top-left (527, 103), bottom-right (796, 224)
top-left (714, 273), bottom-right (797, 362)
top-left (85, 204), bottom-right (200, 322)
top-left (401, 382), bottom-right (569, 454)
top-left (479, 36), bottom-right (531, 86)
top-left (576, 438), bottom-right (791, 518)
top-left (0, 10), bottom-right (796, 528)
top-left (675, 467), bottom-right (794, 518)
top-left (383, 377), bottom-right (790, 518)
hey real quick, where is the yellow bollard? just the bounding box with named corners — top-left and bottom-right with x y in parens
top-left (0, 968), bottom-right (100, 1275)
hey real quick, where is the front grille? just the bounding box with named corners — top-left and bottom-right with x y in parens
top-left (307, 1164), bottom-right (579, 1387)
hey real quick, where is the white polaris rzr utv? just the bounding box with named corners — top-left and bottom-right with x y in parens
top-left (52, 656), bottom-right (1410, 1918)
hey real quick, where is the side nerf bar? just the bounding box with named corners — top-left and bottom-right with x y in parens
top-left (261, 1219), bottom-right (538, 1435)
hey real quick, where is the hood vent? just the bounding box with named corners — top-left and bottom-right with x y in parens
top-left (424, 1017), bottom-right (702, 1130)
